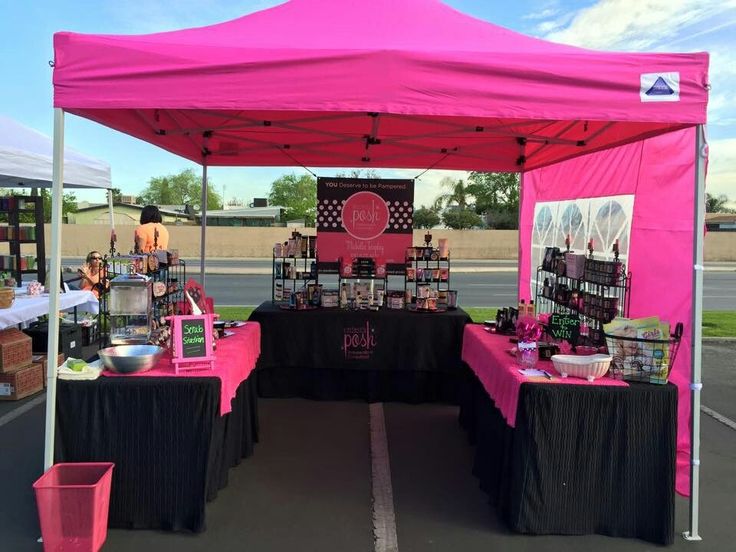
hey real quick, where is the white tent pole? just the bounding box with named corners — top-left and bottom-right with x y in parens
top-left (107, 189), bottom-right (115, 230)
top-left (518, 171), bottom-right (525, 301)
top-left (684, 124), bottom-right (706, 542)
top-left (43, 108), bottom-right (65, 471)
top-left (199, 142), bottom-right (209, 289)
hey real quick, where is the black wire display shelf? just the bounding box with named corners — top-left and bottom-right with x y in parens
top-left (604, 322), bottom-right (683, 385)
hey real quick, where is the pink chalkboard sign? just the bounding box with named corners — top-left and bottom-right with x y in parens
top-left (167, 314), bottom-right (216, 373)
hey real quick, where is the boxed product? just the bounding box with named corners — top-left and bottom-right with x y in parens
top-left (0, 328), bottom-right (33, 373)
top-left (32, 353), bottom-right (66, 387)
top-left (23, 322), bottom-right (83, 360)
top-left (0, 362), bottom-right (43, 400)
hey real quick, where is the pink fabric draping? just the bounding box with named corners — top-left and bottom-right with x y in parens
top-left (519, 127), bottom-right (696, 496)
top-left (461, 325), bottom-right (627, 427)
top-left (103, 322), bottom-right (261, 416)
top-left (52, 0), bottom-right (708, 170)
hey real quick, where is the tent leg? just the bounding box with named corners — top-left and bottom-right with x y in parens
top-left (107, 189), bottom-right (115, 230)
top-left (684, 124), bottom-right (705, 542)
top-left (518, 171), bottom-right (525, 301)
top-left (199, 158), bottom-right (208, 290)
top-left (43, 108), bottom-right (65, 471)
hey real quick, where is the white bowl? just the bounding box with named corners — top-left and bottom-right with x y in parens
top-left (551, 354), bottom-right (612, 382)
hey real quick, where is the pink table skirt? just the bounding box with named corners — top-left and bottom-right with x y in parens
top-left (103, 322), bottom-right (261, 416)
top-left (461, 325), bottom-right (627, 427)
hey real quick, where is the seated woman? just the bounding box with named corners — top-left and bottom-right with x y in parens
top-left (135, 205), bottom-right (170, 253)
top-left (78, 250), bottom-right (108, 298)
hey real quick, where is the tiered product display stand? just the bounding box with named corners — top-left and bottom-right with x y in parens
top-left (535, 245), bottom-right (630, 346)
top-left (0, 195), bottom-right (46, 286)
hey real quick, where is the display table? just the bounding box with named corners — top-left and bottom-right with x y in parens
top-left (249, 301), bottom-right (471, 402)
top-left (55, 324), bottom-right (261, 532)
top-left (460, 325), bottom-right (677, 545)
top-left (0, 289), bottom-right (98, 329)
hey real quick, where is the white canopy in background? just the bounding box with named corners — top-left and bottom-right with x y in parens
top-left (0, 114), bottom-right (111, 189)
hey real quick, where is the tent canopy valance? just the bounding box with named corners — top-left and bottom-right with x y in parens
top-left (52, 0), bottom-right (708, 172)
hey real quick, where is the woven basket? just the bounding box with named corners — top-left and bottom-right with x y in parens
top-left (0, 287), bottom-right (15, 309)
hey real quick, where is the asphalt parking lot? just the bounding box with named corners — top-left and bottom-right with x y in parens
top-left (1, 340), bottom-right (734, 551)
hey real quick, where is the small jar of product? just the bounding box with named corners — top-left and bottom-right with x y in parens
top-left (406, 267), bottom-right (416, 281)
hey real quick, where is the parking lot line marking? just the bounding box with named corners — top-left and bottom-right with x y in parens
top-left (701, 405), bottom-right (736, 432)
top-left (369, 403), bottom-right (399, 552)
top-left (0, 393), bottom-right (46, 429)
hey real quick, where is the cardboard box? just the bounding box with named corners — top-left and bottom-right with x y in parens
top-left (0, 362), bottom-right (43, 400)
top-left (32, 353), bottom-right (65, 388)
top-left (0, 328), bottom-right (33, 373)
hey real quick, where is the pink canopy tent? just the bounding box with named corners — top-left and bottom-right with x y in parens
top-left (45, 0), bottom-right (708, 541)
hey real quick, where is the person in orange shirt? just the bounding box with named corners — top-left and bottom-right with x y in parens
top-left (77, 250), bottom-right (109, 298)
top-left (134, 205), bottom-right (170, 253)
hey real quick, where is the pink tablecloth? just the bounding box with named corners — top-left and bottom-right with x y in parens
top-left (103, 322), bottom-right (261, 416)
top-left (461, 324), bottom-right (627, 427)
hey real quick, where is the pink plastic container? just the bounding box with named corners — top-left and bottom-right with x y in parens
top-left (33, 463), bottom-right (114, 552)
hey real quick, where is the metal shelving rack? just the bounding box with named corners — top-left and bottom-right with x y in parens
top-left (271, 253), bottom-right (319, 303)
top-left (0, 195), bottom-right (46, 286)
top-left (534, 248), bottom-right (630, 346)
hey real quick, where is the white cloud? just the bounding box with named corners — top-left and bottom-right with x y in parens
top-left (544, 0), bottom-right (735, 51)
top-left (707, 138), bottom-right (736, 199)
top-left (523, 8), bottom-right (560, 21)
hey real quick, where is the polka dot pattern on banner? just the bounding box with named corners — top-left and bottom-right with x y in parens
top-left (317, 196), bottom-right (413, 232)
top-left (317, 198), bottom-right (344, 230)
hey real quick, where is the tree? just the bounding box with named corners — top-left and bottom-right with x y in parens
top-left (110, 187), bottom-right (123, 202)
top-left (413, 206), bottom-right (440, 229)
top-left (706, 193), bottom-right (734, 213)
top-left (137, 169), bottom-right (222, 210)
top-left (335, 169), bottom-right (381, 179)
top-left (467, 172), bottom-right (519, 211)
top-left (433, 177), bottom-right (473, 210)
top-left (268, 173), bottom-right (317, 226)
top-left (442, 208), bottom-right (484, 229)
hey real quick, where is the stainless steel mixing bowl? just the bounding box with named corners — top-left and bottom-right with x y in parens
top-left (98, 345), bottom-right (166, 374)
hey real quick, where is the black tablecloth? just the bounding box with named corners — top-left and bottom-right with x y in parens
top-left (55, 374), bottom-right (259, 532)
top-left (458, 368), bottom-right (677, 545)
top-left (249, 302), bottom-right (471, 402)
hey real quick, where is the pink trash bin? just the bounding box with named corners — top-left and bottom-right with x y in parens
top-left (33, 463), bottom-right (114, 552)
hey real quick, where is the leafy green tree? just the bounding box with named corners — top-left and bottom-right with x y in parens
top-left (335, 169), bottom-right (381, 179)
top-left (413, 206), bottom-right (440, 229)
top-left (442, 208), bottom-right (484, 229)
top-left (433, 177), bottom-right (473, 210)
top-left (466, 172), bottom-right (519, 213)
top-left (706, 193), bottom-right (734, 213)
top-left (110, 187), bottom-right (123, 202)
top-left (268, 173), bottom-right (317, 226)
top-left (137, 169), bottom-right (222, 210)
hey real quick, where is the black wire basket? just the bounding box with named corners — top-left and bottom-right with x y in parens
top-left (604, 322), bottom-right (683, 385)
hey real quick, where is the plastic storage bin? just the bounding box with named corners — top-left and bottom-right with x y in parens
top-left (33, 462), bottom-right (114, 552)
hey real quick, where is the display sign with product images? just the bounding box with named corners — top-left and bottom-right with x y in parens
top-left (317, 177), bottom-right (414, 267)
top-left (168, 314), bottom-right (215, 373)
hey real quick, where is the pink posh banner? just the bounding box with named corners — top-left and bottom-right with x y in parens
top-left (317, 177), bottom-right (414, 264)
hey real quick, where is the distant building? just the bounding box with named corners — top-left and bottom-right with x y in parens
top-left (119, 195), bottom-right (137, 205)
top-left (706, 212), bottom-right (736, 231)
top-left (68, 203), bottom-right (191, 225)
top-left (198, 206), bottom-right (286, 226)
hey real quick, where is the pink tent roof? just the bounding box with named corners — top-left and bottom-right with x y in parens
top-left (53, 0), bottom-right (709, 171)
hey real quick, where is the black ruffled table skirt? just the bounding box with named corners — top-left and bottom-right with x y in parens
top-left (55, 374), bottom-right (259, 532)
top-left (458, 367), bottom-right (677, 545)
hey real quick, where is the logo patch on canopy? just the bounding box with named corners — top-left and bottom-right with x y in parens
top-left (640, 72), bottom-right (680, 102)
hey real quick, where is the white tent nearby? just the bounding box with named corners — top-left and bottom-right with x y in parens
top-left (0, 114), bottom-right (111, 190)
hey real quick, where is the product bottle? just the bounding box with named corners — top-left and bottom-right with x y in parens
top-left (528, 300), bottom-right (535, 317)
top-left (340, 283), bottom-right (348, 308)
top-left (518, 299), bottom-right (526, 317)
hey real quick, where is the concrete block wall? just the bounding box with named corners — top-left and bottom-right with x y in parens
top-left (0, 224), bottom-right (731, 261)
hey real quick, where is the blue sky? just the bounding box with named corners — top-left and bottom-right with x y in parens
top-left (1, 0), bottom-right (734, 208)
